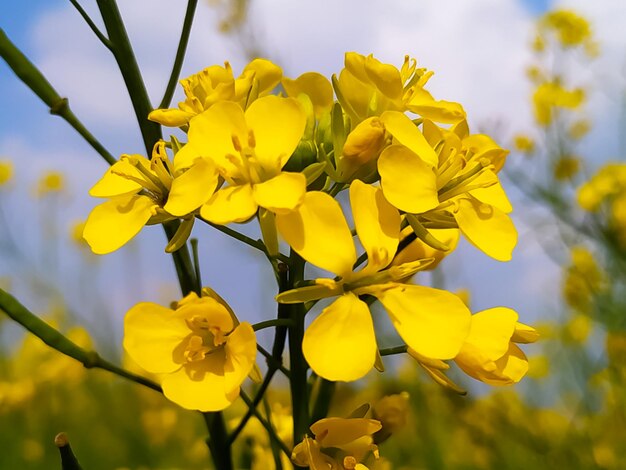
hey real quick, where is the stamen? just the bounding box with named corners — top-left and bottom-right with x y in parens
top-left (231, 135), bottom-right (243, 152)
top-left (343, 456), bottom-right (358, 469)
top-left (248, 129), bottom-right (256, 148)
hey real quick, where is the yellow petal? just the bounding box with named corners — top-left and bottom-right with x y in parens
top-left (148, 108), bottom-right (195, 127)
top-left (454, 197), bottom-right (517, 261)
top-left (179, 101), bottom-right (248, 173)
top-left (376, 285), bottom-right (471, 359)
top-left (201, 184), bottom-right (257, 224)
top-left (364, 55), bottom-right (403, 100)
top-left (89, 159), bottom-right (145, 198)
top-left (311, 417), bottom-right (382, 447)
top-left (406, 88), bottom-right (466, 124)
top-left (223, 322), bottom-right (257, 393)
top-left (349, 180), bottom-right (400, 273)
top-left (83, 194), bottom-right (157, 254)
top-left (252, 172), bottom-right (306, 214)
top-left (282, 72), bottom-right (334, 117)
top-left (512, 322), bottom-right (540, 344)
top-left (380, 111), bottom-right (438, 167)
top-left (276, 191), bottom-right (356, 277)
top-left (245, 95), bottom-right (306, 170)
top-left (463, 307), bottom-right (518, 361)
top-left (303, 294), bottom-right (377, 381)
top-left (392, 227), bottom-right (460, 268)
top-left (161, 355), bottom-right (238, 412)
top-left (164, 158), bottom-right (218, 216)
top-left (378, 145), bottom-right (439, 214)
top-left (241, 58), bottom-right (282, 95)
top-left (463, 134), bottom-right (509, 173)
top-left (469, 171), bottom-right (513, 213)
top-left (123, 302), bottom-right (188, 374)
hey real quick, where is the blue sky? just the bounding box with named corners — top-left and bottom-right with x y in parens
top-left (1, 0), bottom-right (624, 352)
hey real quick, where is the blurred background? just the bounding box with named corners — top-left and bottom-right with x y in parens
top-left (1, 0), bottom-right (626, 468)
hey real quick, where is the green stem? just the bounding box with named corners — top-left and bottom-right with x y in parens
top-left (287, 251), bottom-right (310, 443)
top-left (0, 288), bottom-right (162, 393)
top-left (262, 396), bottom-right (284, 470)
top-left (54, 433), bottom-right (84, 470)
top-left (203, 413), bottom-right (234, 470)
top-left (96, 0), bottom-right (162, 154)
top-left (252, 318), bottom-right (294, 331)
top-left (257, 345), bottom-right (290, 377)
top-left (68, 0), bottom-right (113, 51)
top-left (310, 377), bottom-right (335, 424)
top-left (163, 220), bottom-right (199, 296)
top-left (199, 217), bottom-right (290, 263)
top-left (239, 391), bottom-right (292, 458)
top-left (0, 28), bottom-right (116, 165)
top-left (379, 345), bottom-right (408, 356)
top-left (159, 0), bottom-right (198, 109)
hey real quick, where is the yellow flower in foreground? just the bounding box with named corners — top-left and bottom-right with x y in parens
top-left (124, 291), bottom-right (257, 411)
top-left (292, 417), bottom-right (381, 470)
top-left (276, 181), bottom-right (471, 381)
top-left (454, 307), bottom-right (538, 386)
top-left (149, 58), bottom-right (282, 127)
top-left (0, 160), bottom-right (13, 186)
top-left (83, 141), bottom-right (217, 254)
top-left (176, 95), bottom-right (307, 224)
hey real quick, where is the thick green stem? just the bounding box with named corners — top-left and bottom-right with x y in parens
top-left (203, 413), bottom-right (233, 470)
top-left (164, 220), bottom-right (199, 296)
top-left (287, 252), bottom-right (310, 443)
top-left (379, 345), bottom-right (408, 356)
top-left (55, 433), bottom-right (84, 470)
top-left (96, 0), bottom-right (162, 154)
top-left (0, 28), bottom-right (116, 165)
top-left (0, 288), bottom-right (162, 393)
top-left (159, 0), bottom-right (198, 109)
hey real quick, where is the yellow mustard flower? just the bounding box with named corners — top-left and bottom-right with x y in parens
top-left (0, 160), bottom-right (13, 186)
top-left (533, 81), bottom-right (585, 126)
top-left (378, 116), bottom-right (516, 261)
top-left (124, 291), bottom-right (257, 412)
top-left (83, 141), bottom-right (217, 254)
top-left (175, 95), bottom-right (307, 224)
top-left (276, 180), bottom-right (471, 381)
top-left (282, 72), bottom-right (334, 119)
top-left (454, 307), bottom-right (538, 386)
top-left (569, 119), bottom-right (591, 140)
top-left (577, 163), bottom-right (626, 211)
top-left (372, 392), bottom-right (410, 443)
top-left (334, 52), bottom-right (465, 125)
top-left (149, 58), bottom-right (282, 127)
top-left (291, 417), bottom-right (381, 470)
top-left (562, 246), bottom-right (604, 313)
top-left (541, 10), bottom-right (592, 48)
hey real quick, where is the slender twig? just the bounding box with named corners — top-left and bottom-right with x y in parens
top-left (240, 391), bottom-right (292, 458)
top-left (257, 345), bottom-right (291, 377)
top-left (198, 217), bottom-right (289, 263)
top-left (228, 367), bottom-right (278, 444)
top-left (68, 0), bottom-right (113, 51)
top-left (0, 29), bottom-right (116, 165)
top-left (252, 318), bottom-right (294, 332)
top-left (159, 0), bottom-right (198, 109)
top-left (379, 345), bottom-right (408, 356)
top-left (262, 397), bottom-right (284, 470)
top-left (0, 288), bottom-right (162, 393)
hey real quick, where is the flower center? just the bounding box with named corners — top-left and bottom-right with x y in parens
top-left (183, 314), bottom-right (228, 363)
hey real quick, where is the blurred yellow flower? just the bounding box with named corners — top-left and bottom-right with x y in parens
top-left (562, 246), bottom-right (604, 313)
top-left (0, 160), bottom-right (13, 186)
top-left (527, 355), bottom-right (550, 379)
top-left (541, 10), bottom-right (592, 48)
top-left (123, 290), bottom-right (257, 411)
top-left (372, 392), bottom-right (410, 443)
top-left (564, 313), bottom-right (592, 344)
top-left (533, 81), bottom-right (584, 126)
top-left (513, 134), bottom-right (535, 153)
top-left (569, 119), bottom-right (591, 140)
top-left (37, 170), bottom-right (65, 196)
top-left (553, 155), bottom-right (581, 181)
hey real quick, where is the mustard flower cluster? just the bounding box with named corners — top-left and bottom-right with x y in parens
top-left (83, 53), bottom-right (537, 435)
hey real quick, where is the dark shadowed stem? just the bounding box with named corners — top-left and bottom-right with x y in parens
top-left (287, 252), bottom-right (310, 444)
top-left (159, 0), bottom-right (198, 109)
top-left (240, 391), bottom-right (292, 458)
top-left (380, 345), bottom-right (408, 356)
top-left (203, 413), bottom-right (233, 470)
